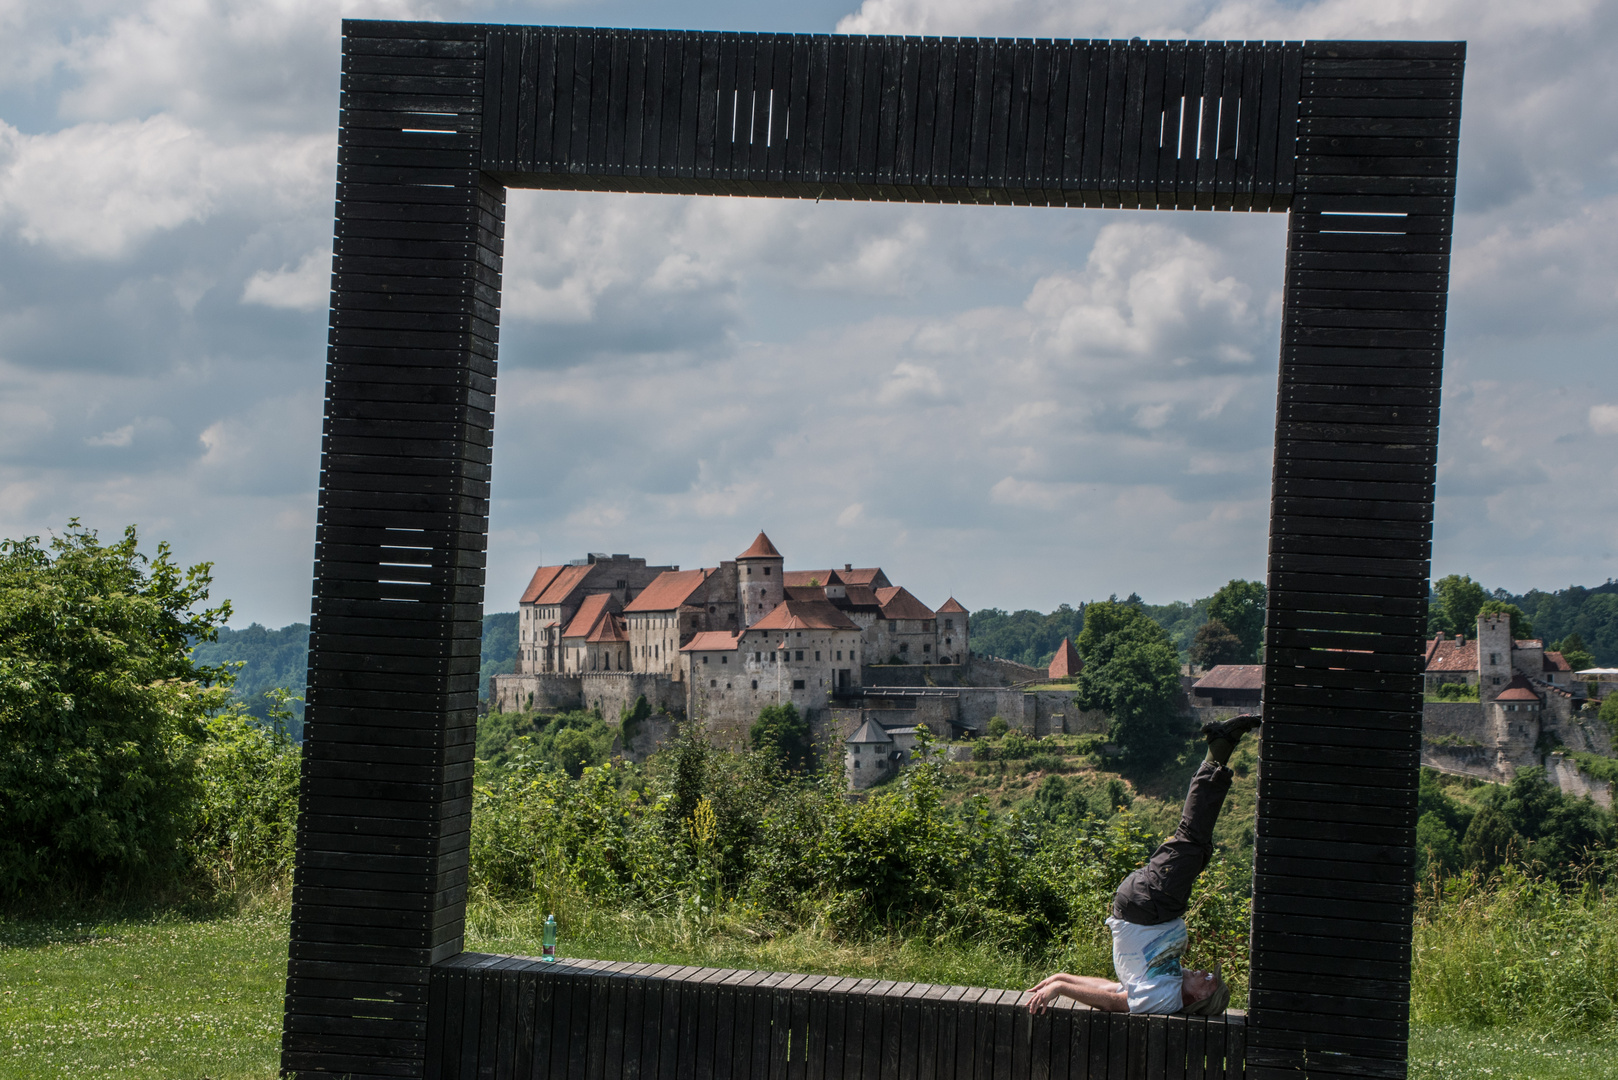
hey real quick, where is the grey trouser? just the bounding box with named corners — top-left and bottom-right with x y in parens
top-left (1111, 759), bottom-right (1233, 925)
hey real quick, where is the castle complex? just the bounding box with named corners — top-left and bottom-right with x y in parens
top-left (490, 532), bottom-right (1094, 770)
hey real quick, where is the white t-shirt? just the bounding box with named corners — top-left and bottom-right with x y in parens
top-left (1105, 916), bottom-right (1186, 1014)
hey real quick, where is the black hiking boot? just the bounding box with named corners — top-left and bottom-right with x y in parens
top-left (1200, 713), bottom-right (1262, 744)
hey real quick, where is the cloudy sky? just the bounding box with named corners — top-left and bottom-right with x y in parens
top-left (1, 0), bottom-right (1615, 628)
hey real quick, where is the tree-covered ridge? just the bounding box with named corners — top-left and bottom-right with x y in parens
top-left (968, 590), bottom-right (1226, 667)
top-left (190, 611), bottom-right (521, 725)
top-left (190, 622), bottom-right (310, 732)
top-left (1500, 581), bottom-right (1618, 666)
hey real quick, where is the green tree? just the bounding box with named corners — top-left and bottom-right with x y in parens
top-left (1478, 600), bottom-right (1533, 640)
top-left (750, 703), bottom-right (812, 771)
top-left (1433, 574), bottom-right (1488, 637)
top-left (1074, 600), bottom-right (1185, 766)
top-left (1602, 695), bottom-right (1618, 744)
top-left (1189, 618), bottom-right (1245, 669)
top-left (1206, 580), bottom-right (1266, 663)
top-left (1415, 812), bottom-right (1462, 879)
top-left (1551, 631), bottom-right (1595, 674)
top-left (1461, 804), bottom-right (1520, 873)
top-left (0, 522), bottom-right (231, 895)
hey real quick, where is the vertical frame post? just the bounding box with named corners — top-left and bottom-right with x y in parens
top-left (282, 21), bottom-right (503, 1079)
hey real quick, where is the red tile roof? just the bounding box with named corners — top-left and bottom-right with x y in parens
top-left (1515, 639), bottom-right (1544, 650)
top-left (586, 615), bottom-right (628, 644)
top-left (1048, 638), bottom-right (1082, 680)
top-left (561, 592), bottom-right (619, 639)
top-left (624, 568), bottom-right (710, 613)
top-left (1424, 636), bottom-right (1477, 673)
top-left (738, 532), bottom-right (782, 559)
top-left (840, 585), bottom-right (882, 608)
top-left (1543, 651), bottom-right (1572, 673)
top-left (1494, 675), bottom-right (1540, 702)
top-left (784, 569), bottom-right (844, 588)
top-left (938, 597), bottom-right (968, 614)
top-left (520, 564), bottom-right (566, 604)
top-left (750, 599), bottom-right (861, 632)
top-left (680, 630), bottom-right (741, 652)
top-left (786, 586), bottom-right (829, 602)
top-left (534, 563), bottom-right (595, 606)
top-left (1193, 665), bottom-right (1265, 691)
top-left (875, 586), bottom-right (935, 621)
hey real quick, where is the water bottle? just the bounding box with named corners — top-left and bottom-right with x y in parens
top-left (542, 914), bottom-right (557, 962)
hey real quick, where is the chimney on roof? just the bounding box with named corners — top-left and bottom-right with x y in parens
top-left (844, 563), bottom-right (852, 571)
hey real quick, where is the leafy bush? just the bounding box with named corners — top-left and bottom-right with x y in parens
top-left (477, 709), bottom-right (614, 776)
top-left (189, 692), bottom-right (301, 890)
top-left (750, 703), bottom-right (812, 771)
top-left (0, 523), bottom-right (231, 896)
top-left (986, 716), bottom-right (1009, 737)
top-left (1429, 682), bottom-right (1479, 702)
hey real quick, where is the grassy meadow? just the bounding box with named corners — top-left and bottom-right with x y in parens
top-left (6, 877), bottom-right (1618, 1079)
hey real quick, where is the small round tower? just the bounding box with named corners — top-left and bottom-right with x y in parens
top-left (737, 531), bottom-right (785, 629)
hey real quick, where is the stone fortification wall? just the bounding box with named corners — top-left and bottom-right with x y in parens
top-left (580, 672), bottom-right (685, 723)
top-left (490, 673), bottom-right (584, 713)
top-left (1421, 702), bottom-right (1485, 739)
top-left (1420, 742), bottom-right (1497, 784)
top-left (966, 654), bottom-right (1048, 686)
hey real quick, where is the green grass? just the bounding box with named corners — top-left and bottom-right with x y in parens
top-left (0, 901), bottom-right (288, 1080)
top-left (4, 899), bottom-right (1618, 1078)
top-left (1410, 1025), bottom-right (1618, 1078)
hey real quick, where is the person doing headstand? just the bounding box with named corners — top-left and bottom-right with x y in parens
top-left (1026, 714), bottom-right (1261, 1018)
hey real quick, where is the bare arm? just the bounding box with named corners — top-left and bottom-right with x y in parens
top-left (1026, 973), bottom-right (1129, 1014)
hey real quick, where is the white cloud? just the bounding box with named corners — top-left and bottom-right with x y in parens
top-left (242, 249), bottom-right (329, 311)
top-left (0, 114), bottom-right (328, 259)
top-left (3, 0), bottom-right (1618, 622)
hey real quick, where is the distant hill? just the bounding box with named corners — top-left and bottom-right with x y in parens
top-left (1497, 580), bottom-right (1618, 665)
top-left (969, 594), bottom-right (1211, 668)
top-left (190, 612), bottom-right (522, 738)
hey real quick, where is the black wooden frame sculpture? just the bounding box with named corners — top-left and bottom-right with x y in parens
top-left (286, 19), bottom-right (1463, 1080)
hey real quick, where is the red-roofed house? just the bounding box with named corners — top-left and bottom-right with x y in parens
top-left (622, 565), bottom-right (741, 680)
top-left (1048, 638), bottom-right (1082, 681)
top-left (1192, 665), bottom-right (1263, 708)
top-left (1423, 612), bottom-right (1582, 703)
top-left (560, 593), bottom-right (631, 672)
top-left (517, 552), bottom-right (675, 673)
top-left (684, 598), bottom-right (867, 739)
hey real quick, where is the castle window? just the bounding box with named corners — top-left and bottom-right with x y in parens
top-left (752, 680), bottom-right (758, 690)
top-left (711, 679), bottom-right (717, 687)
top-left (853, 745), bottom-right (860, 753)
top-left (923, 644), bottom-right (931, 653)
top-left (900, 643), bottom-right (909, 654)
top-left (722, 656), bottom-right (727, 663)
top-left (945, 638), bottom-right (952, 646)
top-left (854, 760), bottom-right (861, 768)
top-left (945, 619), bottom-right (953, 630)
top-left (764, 567), bottom-right (771, 575)
top-left (836, 651), bottom-right (842, 660)
top-left (703, 656), bottom-right (709, 664)
top-left (796, 651), bottom-right (804, 661)
top-left (816, 651), bottom-right (821, 661)
top-left (793, 679), bottom-right (805, 689)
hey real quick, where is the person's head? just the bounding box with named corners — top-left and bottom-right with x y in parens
top-left (1180, 963), bottom-right (1230, 1016)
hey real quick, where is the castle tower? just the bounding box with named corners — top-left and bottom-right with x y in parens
top-left (1477, 612), bottom-right (1514, 703)
top-left (737, 531), bottom-right (785, 629)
